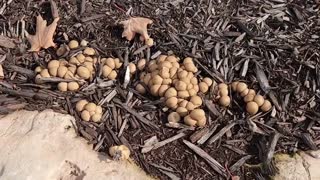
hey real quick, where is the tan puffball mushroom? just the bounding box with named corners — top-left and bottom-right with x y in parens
top-left (188, 89), bottom-right (197, 96)
top-left (91, 113), bottom-right (102, 122)
top-left (183, 57), bottom-right (193, 64)
top-left (186, 102), bottom-right (195, 111)
top-left (162, 78), bottom-right (172, 85)
top-left (219, 88), bottom-right (228, 97)
top-left (176, 107), bottom-right (188, 117)
top-left (168, 112), bottom-right (181, 123)
top-left (190, 77), bottom-right (198, 85)
top-left (190, 109), bottom-right (205, 120)
top-left (148, 63), bottom-right (158, 72)
top-left (203, 77), bottom-right (213, 86)
top-left (178, 90), bottom-right (189, 98)
top-left (48, 60), bottom-right (60, 69)
top-left (107, 70), bottom-right (117, 80)
top-left (80, 39), bottom-right (88, 47)
top-left (244, 94), bottom-right (255, 103)
top-left (77, 66), bottom-right (90, 79)
top-left (246, 101), bottom-right (259, 115)
top-left (84, 102), bottom-right (97, 112)
top-left (159, 61), bottom-right (172, 69)
top-left (175, 81), bottom-right (187, 91)
top-left (145, 38), bottom-right (154, 47)
top-left (67, 82), bottom-right (79, 91)
top-left (95, 106), bottom-right (103, 114)
top-left (166, 97), bottom-right (178, 109)
top-left (113, 58), bottom-right (123, 69)
top-left (166, 55), bottom-right (178, 63)
top-left (240, 89), bottom-right (249, 97)
top-left (68, 66), bottom-right (77, 74)
top-left (196, 115), bottom-right (206, 127)
top-left (105, 58), bottom-right (115, 69)
top-left (157, 55), bottom-right (167, 63)
top-left (178, 70), bottom-right (188, 79)
top-left (58, 82), bottom-right (68, 92)
top-left (135, 84), bottom-right (146, 94)
top-left (76, 99), bottom-right (88, 112)
top-left (129, 63), bottom-right (136, 74)
top-left (59, 59), bottom-right (69, 66)
top-left (199, 82), bottom-right (209, 93)
top-left (184, 63), bottom-right (197, 73)
top-left (109, 145), bottom-right (130, 161)
top-left (169, 67), bottom-right (178, 78)
top-left (150, 84), bottom-right (161, 96)
top-left (151, 70), bottom-right (159, 78)
top-left (49, 67), bottom-right (58, 77)
top-left (137, 59), bottom-right (146, 70)
top-left (253, 95), bottom-right (265, 107)
top-left (158, 85), bottom-right (169, 97)
top-left (143, 73), bottom-right (151, 85)
top-left (231, 81), bottom-right (239, 91)
top-left (102, 65), bottom-right (112, 77)
top-left (260, 100), bottom-right (272, 112)
top-left (68, 40), bottom-right (79, 49)
top-left (219, 96), bottom-right (231, 107)
top-left (164, 87), bottom-right (177, 98)
top-left (83, 62), bottom-right (94, 72)
top-left (69, 57), bottom-right (80, 65)
top-left (218, 83), bottom-right (228, 90)
top-left (184, 115), bottom-right (197, 126)
top-left (57, 66), bottom-right (68, 78)
top-left (83, 47), bottom-right (95, 55)
top-left (159, 67), bottom-right (170, 79)
top-left (190, 96), bottom-right (202, 107)
top-left (35, 66), bottom-right (43, 73)
top-left (40, 69), bottom-right (50, 78)
top-left (236, 82), bottom-right (247, 93)
top-left (85, 56), bottom-right (93, 62)
top-left (179, 100), bottom-right (188, 108)
top-left (187, 84), bottom-right (193, 90)
top-left (76, 53), bottom-right (86, 63)
top-left (193, 85), bottom-right (199, 93)
top-left (81, 110), bottom-right (91, 121)
top-left (152, 75), bottom-right (163, 85)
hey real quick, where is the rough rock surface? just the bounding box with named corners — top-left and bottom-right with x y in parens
top-left (0, 110), bottom-right (153, 180)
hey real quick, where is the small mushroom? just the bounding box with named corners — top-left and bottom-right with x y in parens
top-left (218, 83), bottom-right (228, 90)
top-left (190, 95), bottom-right (202, 107)
top-left (40, 69), bottom-right (50, 78)
top-left (135, 84), bottom-right (146, 94)
top-left (85, 102), bottom-right (97, 112)
top-left (150, 84), bottom-right (161, 96)
top-left (107, 70), bottom-right (117, 80)
top-left (158, 85), bottom-right (169, 97)
top-left (102, 65), bottom-right (112, 77)
top-left (58, 82), bottom-right (68, 92)
top-left (244, 94), bottom-right (255, 103)
top-left (80, 39), bottom-right (88, 47)
top-left (260, 100), bottom-right (272, 112)
top-left (164, 87), bottom-right (177, 98)
top-left (152, 75), bottom-right (163, 85)
top-left (219, 96), bottom-right (231, 107)
top-left (67, 82), bottom-right (79, 91)
top-left (113, 58), bottom-right (123, 69)
top-left (95, 106), bottom-right (103, 114)
top-left (236, 82), bottom-right (247, 93)
top-left (186, 102), bottom-right (195, 111)
top-left (166, 97), bottom-right (178, 109)
top-left (83, 47), bottom-right (95, 55)
top-left (159, 67), bottom-right (170, 79)
top-left (57, 66), bottom-right (68, 78)
top-left (184, 115), bottom-right (197, 126)
top-left (91, 113), bottom-right (102, 122)
top-left (219, 88), bottom-right (228, 96)
top-left (240, 88), bottom-right (249, 97)
top-left (177, 90), bottom-right (189, 98)
top-left (137, 59), bottom-right (146, 70)
top-left (76, 99), bottom-right (88, 112)
top-left (199, 82), bottom-right (209, 93)
top-left (168, 112), bottom-right (181, 123)
top-left (246, 101), bottom-right (259, 115)
top-left (129, 63), bottom-right (136, 74)
top-left (68, 40), bottom-right (79, 49)
top-left (77, 66), bottom-right (90, 79)
top-left (175, 81), bottom-right (187, 91)
top-left (48, 60), bottom-right (60, 69)
top-left (176, 107), bottom-right (188, 117)
top-left (145, 38), bottom-right (154, 47)
top-left (190, 109), bottom-right (205, 120)
top-left (231, 81), bottom-right (239, 91)
top-left (253, 95), bottom-right (265, 107)
top-left (76, 54), bottom-right (86, 63)
top-left (203, 77), bottom-right (213, 86)
top-left (157, 55), bottom-right (167, 63)
top-left (81, 110), bottom-right (91, 121)
top-left (105, 58), bottom-right (115, 69)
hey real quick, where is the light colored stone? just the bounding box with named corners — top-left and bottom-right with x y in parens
top-left (0, 110), bottom-right (153, 180)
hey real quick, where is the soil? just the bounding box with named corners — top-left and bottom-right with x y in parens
top-left (0, 0), bottom-right (320, 180)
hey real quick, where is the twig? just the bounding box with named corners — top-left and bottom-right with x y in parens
top-left (208, 122), bottom-right (236, 144)
top-left (230, 155), bottom-right (252, 172)
top-left (183, 140), bottom-right (227, 177)
top-left (49, 0), bottom-right (59, 19)
top-left (197, 124), bottom-right (219, 145)
top-left (80, 0), bottom-right (86, 15)
top-left (142, 133), bottom-right (186, 153)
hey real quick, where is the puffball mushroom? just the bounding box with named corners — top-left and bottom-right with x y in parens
top-left (58, 82), bottom-right (68, 92)
top-left (158, 85), bottom-right (169, 96)
top-left (85, 102), bottom-right (97, 112)
top-left (253, 95), bottom-right (265, 107)
top-left (107, 70), bottom-right (117, 80)
top-left (91, 113), bottom-right (102, 122)
top-left (102, 65), bottom-right (112, 78)
top-left (48, 60), bottom-right (60, 69)
top-left (81, 110), bottom-right (91, 121)
top-left (76, 100), bottom-right (89, 112)
top-left (218, 83), bottom-right (228, 90)
top-left (57, 66), bottom-right (68, 78)
top-left (219, 96), bottom-right (231, 107)
top-left (246, 101), bottom-right (259, 115)
top-left (184, 115), bottom-right (197, 126)
top-left (68, 40), bottom-right (79, 49)
top-left (150, 84), bottom-right (161, 96)
top-left (219, 88), bottom-right (228, 97)
top-left (236, 82), bottom-right (247, 93)
top-left (244, 94), bottom-right (255, 103)
top-left (114, 58), bottom-right (123, 69)
top-left (67, 82), bottom-right (79, 91)
top-left (35, 66), bottom-right (43, 73)
top-left (260, 100), bottom-right (272, 112)
top-left (105, 58), bottom-right (115, 69)
top-left (164, 87), bottom-right (177, 98)
top-left (137, 59), bottom-right (146, 70)
top-left (76, 54), bottom-right (85, 63)
top-left (135, 84), bottom-right (146, 94)
top-left (175, 81), bottom-right (187, 91)
top-left (109, 145), bottom-right (130, 161)
top-left (157, 55), bottom-right (167, 63)
top-left (176, 107), bottom-right (188, 117)
top-left (190, 109), bottom-right (205, 120)
top-left (178, 90), bottom-right (189, 98)
top-left (168, 112), bottom-right (181, 123)
top-left (231, 81), bottom-right (239, 91)
top-left (83, 47), bottom-right (95, 55)
top-left (129, 63), bottom-right (136, 74)
top-left (166, 97), bottom-right (178, 109)
top-left (77, 66), bottom-right (90, 79)
top-left (145, 38), bottom-right (154, 47)
top-left (190, 95), bottom-right (202, 107)
top-left (199, 82), bottom-right (209, 93)
top-left (40, 69), bottom-right (50, 78)
top-left (186, 102), bottom-right (195, 111)
top-left (80, 39), bottom-right (88, 47)
top-left (152, 75), bottom-right (163, 85)
top-left (240, 88), bottom-right (249, 97)
top-left (203, 77), bottom-right (213, 86)
top-left (49, 67), bottom-right (58, 77)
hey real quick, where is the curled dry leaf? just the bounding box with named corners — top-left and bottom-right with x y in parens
top-left (25, 15), bottom-right (60, 52)
top-left (120, 17), bottom-right (153, 42)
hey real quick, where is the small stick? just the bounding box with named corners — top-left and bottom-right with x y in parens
top-left (183, 140), bottom-right (227, 177)
top-left (207, 122), bottom-right (236, 144)
top-left (49, 0), bottom-right (59, 19)
top-left (142, 133), bottom-right (186, 153)
top-left (80, 0), bottom-right (86, 15)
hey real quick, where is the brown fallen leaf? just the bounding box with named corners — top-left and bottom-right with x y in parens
top-left (120, 17), bottom-right (153, 42)
top-left (25, 15), bottom-right (60, 52)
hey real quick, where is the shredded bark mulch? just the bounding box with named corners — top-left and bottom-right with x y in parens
top-left (0, 0), bottom-right (319, 180)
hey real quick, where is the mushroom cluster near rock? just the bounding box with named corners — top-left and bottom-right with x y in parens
top-left (76, 100), bottom-right (103, 122)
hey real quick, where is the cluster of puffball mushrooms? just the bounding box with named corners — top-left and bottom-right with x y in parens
top-left (76, 100), bottom-right (103, 122)
top-left (135, 55), bottom-right (214, 127)
top-left (34, 40), bottom-right (123, 91)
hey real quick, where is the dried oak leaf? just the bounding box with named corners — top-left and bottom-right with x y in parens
top-left (120, 17), bottom-right (153, 42)
top-left (25, 15), bottom-right (60, 52)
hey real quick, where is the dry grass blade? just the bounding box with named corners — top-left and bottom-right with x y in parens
top-left (183, 140), bottom-right (227, 177)
top-left (208, 122), bottom-right (236, 145)
top-left (142, 133), bottom-right (186, 153)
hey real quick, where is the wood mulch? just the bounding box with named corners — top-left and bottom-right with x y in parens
top-left (0, 0), bottom-right (319, 180)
